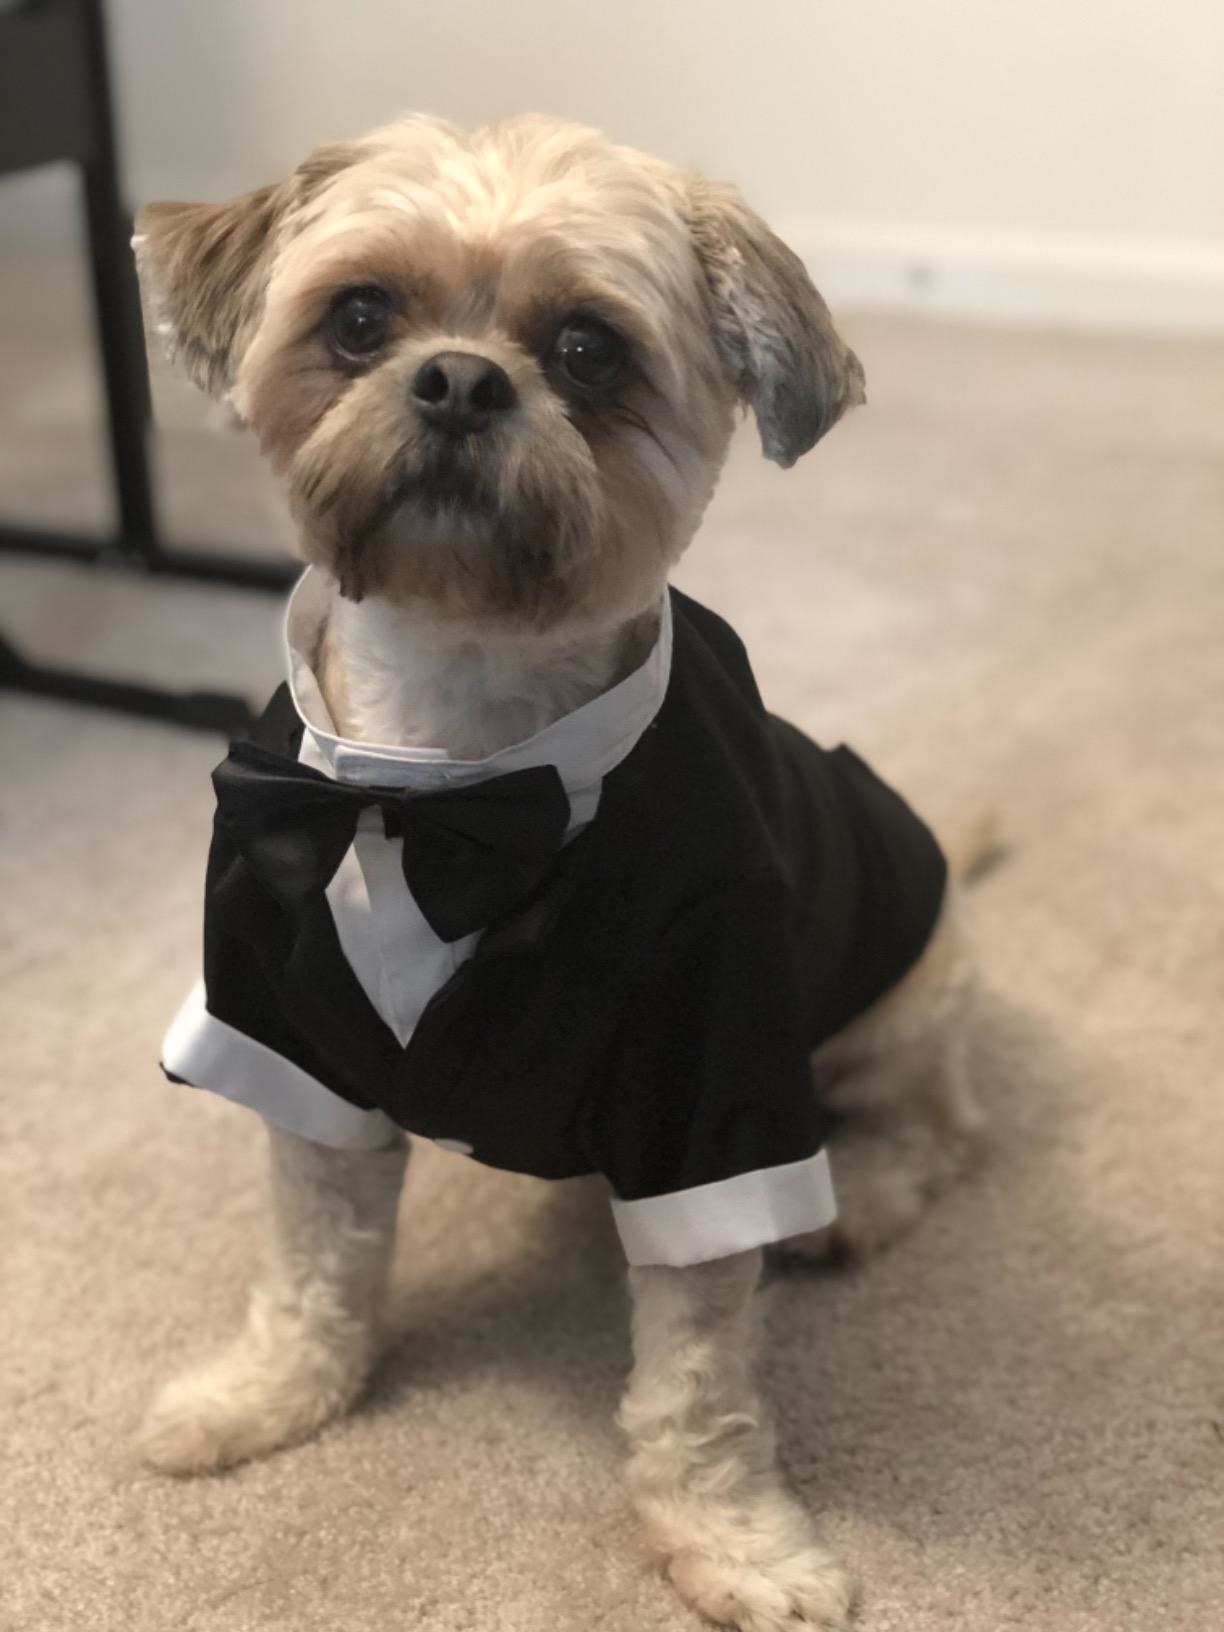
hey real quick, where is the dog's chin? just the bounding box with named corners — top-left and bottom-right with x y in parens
top-left (390, 443), bottom-right (501, 524)
top-left (317, 480), bottom-right (591, 627)
top-left (380, 490), bottom-right (501, 565)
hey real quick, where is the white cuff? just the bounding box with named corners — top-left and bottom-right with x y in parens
top-left (161, 980), bottom-right (399, 1150)
top-left (610, 1150), bottom-right (837, 1267)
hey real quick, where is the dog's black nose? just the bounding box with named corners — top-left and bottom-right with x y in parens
top-left (411, 351), bottom-right (518, 434)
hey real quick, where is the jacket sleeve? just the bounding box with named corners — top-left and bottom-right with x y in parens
top-left (590, 874), bottom-right (837, 1267)
top-left (160, 826), bottom-right (397, 1151)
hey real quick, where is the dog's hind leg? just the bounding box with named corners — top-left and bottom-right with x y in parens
top-left (140, 1126), bottom-right (407, 1474)
top-left (621, 1249), bottom-right (853, 1630)
top-left (781, 897), bottom-right (986, 1266)
top-left (805, 1024), bottom-right (983, 1263)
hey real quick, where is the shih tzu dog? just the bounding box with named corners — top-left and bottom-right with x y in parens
top-left (134, 115), bottom-right (987, 1631)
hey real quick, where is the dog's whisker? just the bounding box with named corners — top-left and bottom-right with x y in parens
top-left (610, 403), bottom-right (682, 474)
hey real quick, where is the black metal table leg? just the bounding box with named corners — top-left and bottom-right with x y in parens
top-left (0, 633), bottom-right (258, 736)
top-left (79, 0), bottom-right (155, 558)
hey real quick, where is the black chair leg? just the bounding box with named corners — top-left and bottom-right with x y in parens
top-left (79, 0), bottom-right (157, 558)
top-left (82, 165), bottom-right (156, 553)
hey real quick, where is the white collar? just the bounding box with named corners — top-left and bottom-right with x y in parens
top-left (283, 569), bottom-right (672, 799)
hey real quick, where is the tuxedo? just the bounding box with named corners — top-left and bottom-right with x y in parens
top-left (163, 572), bottom-right (947, 1267)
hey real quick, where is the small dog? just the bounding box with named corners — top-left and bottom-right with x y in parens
top-left (135, 116), bottom-right (986, 1632)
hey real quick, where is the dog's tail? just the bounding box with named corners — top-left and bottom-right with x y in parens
top-left (939, 807), bottom-right (1004, 885)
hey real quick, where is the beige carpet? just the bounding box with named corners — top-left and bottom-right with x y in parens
top-left (3, 249), bottom-right (1223, 1630)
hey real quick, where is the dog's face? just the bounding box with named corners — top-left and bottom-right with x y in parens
top-left (137, 115), bottom-right (864, 629)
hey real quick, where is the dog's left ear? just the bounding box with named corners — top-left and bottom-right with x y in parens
top-left (683, 179), bottom-right (865, 467)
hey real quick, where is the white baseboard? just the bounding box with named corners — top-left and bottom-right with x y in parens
top-left (790, 220), bottom-right (1224, 336)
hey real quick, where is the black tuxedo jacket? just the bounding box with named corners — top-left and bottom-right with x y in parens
top-left (168, 590), bottom-right (947, 1257)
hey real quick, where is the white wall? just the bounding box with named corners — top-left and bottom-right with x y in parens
top-left (6, 0), bottom-right (1223, 330)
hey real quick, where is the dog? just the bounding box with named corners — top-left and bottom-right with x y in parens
top-left (134, 115), bottom-right (987, 1632)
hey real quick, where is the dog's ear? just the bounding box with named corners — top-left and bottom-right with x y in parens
top-left (683, 179), bottom-right (865, 467)
top-left (133, 184), bottom-right (286, 398)
top-left (133, 142), bottom-right (358, 398)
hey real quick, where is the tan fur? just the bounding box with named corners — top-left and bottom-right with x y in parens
top-left (135, 115), bottom-right (859, 630)
top-left (134, 115), bottom-right (980, 1632)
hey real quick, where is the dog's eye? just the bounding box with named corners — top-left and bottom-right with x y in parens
top-left (552, 319), bottom-right (628, 391)
top-left (327, 287), bottom-right (392, 362)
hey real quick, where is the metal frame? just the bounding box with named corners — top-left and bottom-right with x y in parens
top-left (0, 0), bottom-right (295, 737)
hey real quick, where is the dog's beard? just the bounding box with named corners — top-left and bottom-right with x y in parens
top-left (390, 438), bottom-right (500, 522)
top-left (297, 425), bottom-right (606, 620)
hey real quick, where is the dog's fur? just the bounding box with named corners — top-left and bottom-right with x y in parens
top-left (134, 115), bottom-right (984, 1631)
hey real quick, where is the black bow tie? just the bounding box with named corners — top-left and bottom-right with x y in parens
top-left (212, 740), bottom-right (572, 944)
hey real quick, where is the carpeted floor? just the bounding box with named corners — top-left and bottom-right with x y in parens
top-left (3, 247), bottom-right (1223, 1631)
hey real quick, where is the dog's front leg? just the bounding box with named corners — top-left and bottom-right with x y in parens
top-left (140, 1126), bottom-right (407, 1475)
top-left (622, 1249), bottom-right (852, 1631)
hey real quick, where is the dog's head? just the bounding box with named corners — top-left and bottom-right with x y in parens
top-left (136, 115), bottom-right (864, 628)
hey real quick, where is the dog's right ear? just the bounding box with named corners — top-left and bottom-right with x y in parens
top-left (133, 142), bottom-right (358, 398)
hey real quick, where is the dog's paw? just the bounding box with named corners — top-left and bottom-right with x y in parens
top-left (778, 1118), bottom-right (986, 1271)
top-left (139, 1337), bottom-right (366, 1475)
top-left (773, 1186), bottom-right (918, 1266)
top-left (771, 1225), bottom-right (846, 1269)
top-left (641, 1490), bottom-right (854, 1632)
top-left (668, 1537), bottom-right (854, 1631)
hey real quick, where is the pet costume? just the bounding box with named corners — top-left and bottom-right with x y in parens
top-left (163, 571), bottom-right (947, 1266)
